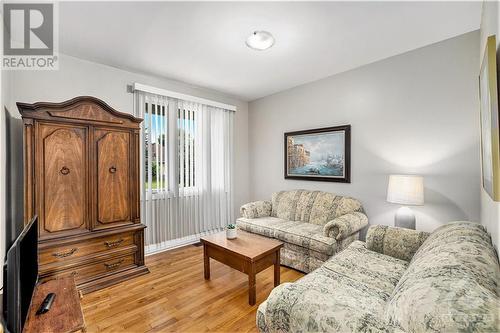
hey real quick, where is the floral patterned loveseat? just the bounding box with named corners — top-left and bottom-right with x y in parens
top-left (257, 221), bottom-right (500, 332)
top-left (237, 190), bottom-right (368, 273)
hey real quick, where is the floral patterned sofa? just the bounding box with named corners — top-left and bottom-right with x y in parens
top-left (257, 221), bottom-right (500, 332)
top-left (237, 190), bottom-right (368, 273)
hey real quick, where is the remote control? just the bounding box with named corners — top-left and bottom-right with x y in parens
top-left (36, 293), bottom-right (56, 315)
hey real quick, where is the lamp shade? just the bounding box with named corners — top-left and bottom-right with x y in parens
top-left (387, 175), bottom-right (424, 206)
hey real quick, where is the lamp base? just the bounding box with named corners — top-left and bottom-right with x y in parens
top-left (394, 206), bottom-right (416, 230)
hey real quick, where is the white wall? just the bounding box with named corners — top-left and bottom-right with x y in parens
top-left (248, 31), bottom-right (481, 234)
top-left (4, 53), bottom-right (250, 226)
top-left (479, 0), bottom-right (500, 249)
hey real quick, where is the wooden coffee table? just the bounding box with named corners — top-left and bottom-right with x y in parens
top-left (200, 230), bottom-right (283, 305)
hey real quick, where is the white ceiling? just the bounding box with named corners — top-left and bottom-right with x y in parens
top-left (60, 1), bottom-right (481, 101)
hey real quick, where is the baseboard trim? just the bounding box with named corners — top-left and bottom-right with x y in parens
top-left (145, 228), bottom-right (223, 256)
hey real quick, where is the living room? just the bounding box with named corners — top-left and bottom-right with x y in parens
top-left (0, 1), bottom-right (498, 333)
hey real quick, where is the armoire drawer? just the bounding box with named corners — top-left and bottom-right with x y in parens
top-left (72, 252), bottom-right (138, 285)
top-left (39, 230), bottom-right (137, 266)
top-left (40, 251), bottom-right (138, 286)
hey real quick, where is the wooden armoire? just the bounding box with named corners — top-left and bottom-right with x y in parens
top-left (19, 96), bottom-right (148, 294)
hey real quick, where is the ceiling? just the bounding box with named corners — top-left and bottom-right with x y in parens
top-left (60, 1), bottom-right (482, 101)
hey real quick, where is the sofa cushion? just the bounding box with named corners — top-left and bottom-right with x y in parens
top-left (322, 241), bottom-right (409, 294)
top-left (237, 217), bottom-right (339, 255)
top-left (293, 190), bottom-right (318, 222)
top-left (261, 241), bottom-right (408, 332)
top-left (271, 190), bottom-right (303, 221)
top-left (271, 190), bottom-right (365, 226)
top-left (273, 221), bottom-right (338, 255)
top-left (385, 221), bottom-right (500, 332)
top-left (236, 216), bottom-right (288, 239)
top-left (307, 191), bottom-right (340, 225)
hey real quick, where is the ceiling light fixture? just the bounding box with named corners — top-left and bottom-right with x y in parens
top-left (246, 31), bottom-right (274, 51)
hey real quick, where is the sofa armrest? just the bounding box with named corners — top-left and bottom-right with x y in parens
top-left (323, 212), bottom-right (368, 240)
top-left (366, 225), bottom-right (430, 262)
top-left (240, 200), bottom-right (272, 219)
top-left (256, 301), bottom-right (269, 333)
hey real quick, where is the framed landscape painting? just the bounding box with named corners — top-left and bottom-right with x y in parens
top-left (284, 125), bottom-right (351, 183)
top-left (479, 35), bottom-right (500, 201)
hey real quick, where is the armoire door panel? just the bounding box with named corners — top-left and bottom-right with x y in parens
top-left (39, 124), bottom-right (88, 237)
top-left (95, 129), bottom-right (131, 227)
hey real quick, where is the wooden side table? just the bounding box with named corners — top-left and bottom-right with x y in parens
top-left (23, 276), bottom-right (86, 333)
top-left (200, 230), bottom-right (283, 305)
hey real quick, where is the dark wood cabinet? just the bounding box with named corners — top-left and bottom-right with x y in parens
top-left (19, 96), bottom-right (148, 294)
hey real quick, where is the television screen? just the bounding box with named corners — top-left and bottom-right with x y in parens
top-left (3, 216), bottom-right (38, 333)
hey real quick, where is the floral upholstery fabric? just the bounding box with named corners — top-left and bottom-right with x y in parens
top-left (366, 225), bottom-right (429, 262)
top-left (258, 241), bottom-right (408, 332)
top-left (257, 221), bottom-right (500, 333)
top-left (283, 242), bottom-right (330, 262)
top-left (236, 217), bottom-right (359, 273)
top-left (240, 200), bottom-right (272, 219)
top-left (236, 216), bottom-right (287, 239)
top-left (271, 190), bottom-right (365, 226)
top-left (323, 212), bottom-right (368, 240)
top-left (271, 190), bottom-right (303, 221)
top-left (280, 233), bottom-right (359, 273)
top-left (237, 217), bottom-right (342, 255)
top-left (280, 247), bottom-right (325, 274)
top-left (309, 192), bottom-right (364, 226)
top-left (240, 190), bottom-right (367, 273)
top-left (385, 221), bottom-right (500, 333)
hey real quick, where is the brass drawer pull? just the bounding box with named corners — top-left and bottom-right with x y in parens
top-left (104, 238), bottom-right (124, 248)
top-left (60, 166), bottom-right (70, 175)
top-left (104, 259), bottom-right (124, 270)
top-left (52, 248), bottom-right (77, 258)
top-left (109, 166), bottom-right (117, 174)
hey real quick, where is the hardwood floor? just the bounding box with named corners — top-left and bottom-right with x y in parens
top-left (81, 244), bottom-right (304, 332)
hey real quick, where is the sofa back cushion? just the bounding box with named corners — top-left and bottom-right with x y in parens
top-left (385, 221), bottom-right (500, 332)
top-left (271, 190), bottom-right (363, 225)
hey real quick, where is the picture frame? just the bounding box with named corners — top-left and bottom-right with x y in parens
top-left (479, 35), bottom-right (500, 201)
top-left (284, 125), bottom-right (351, 183)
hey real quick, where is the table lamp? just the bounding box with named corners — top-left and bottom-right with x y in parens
top-left (386, 175), bottom-right (424, 229)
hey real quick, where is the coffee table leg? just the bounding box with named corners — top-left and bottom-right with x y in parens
top-left (203, 244), bottom-right (210, 280)
top-left (274, 250), bottom-right (280, 287)
top-left (249, 264), bottom-right (256, 305)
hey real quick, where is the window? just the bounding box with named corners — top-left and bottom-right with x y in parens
top-left (135, 85), bottom-right (235, 250)
top-left (143, 102), bottom-right (197, 192)
top-left (177, 106), bottom-right (195, 188)
top-left (144, 102), bottom-right (167, 192)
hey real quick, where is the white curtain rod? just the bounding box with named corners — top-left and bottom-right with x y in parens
top-left (132, 83), bottom-right (237, 111)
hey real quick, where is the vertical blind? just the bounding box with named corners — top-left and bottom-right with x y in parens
top-left (134, 89), bottom-right (234, 253)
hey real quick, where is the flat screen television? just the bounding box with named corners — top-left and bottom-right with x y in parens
top-left (3, 216), bottom-right (38, 333)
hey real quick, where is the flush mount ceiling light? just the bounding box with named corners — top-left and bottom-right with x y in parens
top-left (246, 31), bottom-right (275, 51)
